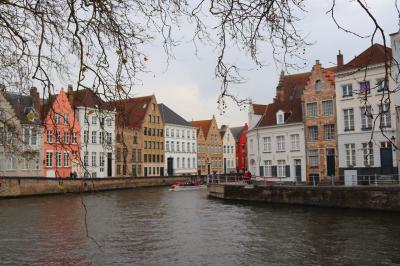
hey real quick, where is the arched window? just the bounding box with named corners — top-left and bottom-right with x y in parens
top-left (276, 110), bottom-right (284, 124)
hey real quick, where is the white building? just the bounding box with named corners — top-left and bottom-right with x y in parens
top-left (390, 30), bottom-right (400, 175)
top-left (335, 44), bottom-right (397, 179)
top-left (67, 87), bottom-right (116, 178)
top-left (159, 104), bottom-right (197, 176)
top-left (248, 103), bottom-right (267, 130)
top-left (220, 125), bottom-right (236, 174)
top-left (247, 72), bottom-right (308, 182)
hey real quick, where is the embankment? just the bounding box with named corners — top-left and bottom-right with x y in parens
top-left (0, 176), bottom-right (189, 198)
top-left (208, 183), bottom-right (400, 211)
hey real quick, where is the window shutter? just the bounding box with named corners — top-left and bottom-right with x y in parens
top-left (259, 166), bottom-right (264, 177)
top-left (285, 165), bottom-right (290, 177)
top-left (272, 166), bottom-right (277, 177)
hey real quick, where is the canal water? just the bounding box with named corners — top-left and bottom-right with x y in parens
top-left (0, 188), bottom-right (400, 265)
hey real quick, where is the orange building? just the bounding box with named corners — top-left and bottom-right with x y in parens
top-left (41, 89), bottom-right (80, 178)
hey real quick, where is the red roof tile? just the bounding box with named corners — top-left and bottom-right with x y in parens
top-left (105, 96), bottom-right (153, 128)
top-left (276, 71), bottom-right (311, 101)
top-left (67, 88), bottom-right (107, 109)
top-left (337, 43), bottom-right (392, 72)
top-left (191, 119), bottom-right (212, 137)
top-left (252, 104), bottom-right (267, 115)
top-left (257, 97), bottom-right (303, 127)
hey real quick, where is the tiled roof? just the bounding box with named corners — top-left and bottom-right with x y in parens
top-left (158, 103), bottom-right (190, 126)
top-left (337, 43), bottom-right (392, 72)
top-left (219, 125), bottom-right (228, 138)
top-left (230, 126), bottom-right (244, 141)
top-left (276, 71), bottom-right (311, 101)
top-left (257, 97), bottom-right (303, 127)
top-left (191, 119), bottom-right (212, 137)
top-left (3, 92), bottom-right (42, 125)
top-left (252, 104), bottom-right (267, 115)
top-left (105, 95), bottom-right (153, 128)
top-left (68, 88), bottom-right (106, 109)
top-left (40, 94), bottom-right (57, 120)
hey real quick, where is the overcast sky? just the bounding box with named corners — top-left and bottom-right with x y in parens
top-left (127, 1), bottom-right (399, 128)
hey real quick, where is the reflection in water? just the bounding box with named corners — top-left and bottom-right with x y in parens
top-left (0, 188), bottom-right (400, 265)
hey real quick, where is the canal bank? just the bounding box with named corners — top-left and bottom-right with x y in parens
top-left (0, 176), bottom-right (190, 198)
top-left (208, 183), bottom-right (400, 211)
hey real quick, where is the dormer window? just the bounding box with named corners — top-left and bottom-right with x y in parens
top-left (315, 80), bottom-right (322, 91)
top-left (276, 110), bottom-right (284, 124)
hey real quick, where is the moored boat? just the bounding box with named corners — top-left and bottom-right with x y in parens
top-left (169, 181), bottom-right (206, 191)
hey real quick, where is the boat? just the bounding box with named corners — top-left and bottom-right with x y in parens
top-left (168, 181), bottom-right (206, 191)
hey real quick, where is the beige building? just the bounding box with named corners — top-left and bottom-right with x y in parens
top-left (191, 116), bottom-right (223, 175)
top-left (0, 87), bottom-right (44, 177)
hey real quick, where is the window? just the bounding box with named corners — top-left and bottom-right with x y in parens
top-left (182, 142), bottom-right (185, 152)
top-left (263, 137), bottom-right (271, 152)
top-left (64, 152), bottom-right (70, 167)
top-left (345, 144), bottom-right (356, 167)
top-left (24, 128), bottom-right (30, 145)
top-left (187, 143), bottom-right (190, 153)
top-left (171, 141), bottom-right (175, 152)
top-left (362, 142), bottom-right (374, 166)
top-left (171, 129), bottom-right (174, 137)
top-left (308, 150), bottom-right (319, 167)
top-left (166, 141), bottom-right (170, 152)
top-left (22, 158), bottom-right (29, 170)
top-left (46, 130), bottom-right (53, 143)
top-left (343, 108), bottom-right (354, 131)
top-left (264, 160), bottom-right (272, 176)
top-left (322, 100), bottom-right (333, 116)
top-left (84, 152), bottom-right (89, 167)
top-left (106, 118), bottom-right (112, 126)
top-left (64, 132), bottom-right (70, 144)
top-left (166, 128), bottom-right (169, 136)
top-left (99, 132), bottom-right (104, 144)
top-left (106, 132), bottom-right (112, 144)
top-left (342, 84), bottom-right (353, 97)
top-left (64, 113), bottom-right (69, 124)
top-left (55, 113), bottom-right (61, 124)
top-left (379, 104), bottom-right (391, 128)
top-left (277, 160), bottom-right (286, 177)
top-left (56, 151), bottom-right (62, 167)
top-left (308, 126), bottom-right (318, 141)
top-left (249, 139), bottom-right (254, 153)
top-left (177, 141), bottom-right (180, 152)
top-left (84, 130), bottom-right (89, 143)
top-left (324, 124), bottom-right (335, 140)
top-left (31, 128), bottom-right (37, 145)
top-left (55, 131), bottom-right (61, 143)
top-left (359, 80), bottom-right (370, 94)
top-left (192, 143), bottom-right (195, 153)
top-left (72, 133), bottom-right (78, 144)
top-left (92, 131), bottom-right (97, 144)
top-left (177, 130), bottom-right (180, 138)
top-left (315, 80), bottom-right (322, 91)
top-left (290, 134), bottom-right (300, 151)
top-left (377, 78), bottom-right (388, 92)
top-left (7, 154), bottom-right (15, 170)
top-left (193, 158), bottom-right (196, 168)
top-left (92, 116), bottom-right (97, 125)
top-left (361, 106), bottom-right (373, 130)
top-left (307, 103), bottom-right (317, 117)
top-left (92, 152), bottom-right (97, 167)
top-left (46, 151), bottom-right (53, 167)
top-left (276, 110), bottom-right (284, 124)
top-left (277, 136), bottom-right (285, 151)
top-left (177, 157), bottom-right (180, 168)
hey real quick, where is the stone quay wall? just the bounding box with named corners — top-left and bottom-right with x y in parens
top-left (208, 184), bottom-right (400, 211)
top-left (0, 176), bottom-right (190, 198)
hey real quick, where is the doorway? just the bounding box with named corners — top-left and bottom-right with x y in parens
top-left (167, 157), bottom-right (173, 176)
top-left (326, 148), bottom-right (336, 177)
top-left (380, 142), bottom-right (393, 174)
top-left (107, 153), bottom-right (112, 177)
top-left (295, 159), bottom-right (301, 182)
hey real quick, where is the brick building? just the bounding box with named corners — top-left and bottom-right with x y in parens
top-left (302, 60), bottom-right (339, 183)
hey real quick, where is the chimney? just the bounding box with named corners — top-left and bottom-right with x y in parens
top-left (67, 84), bottom-right (74, 107)
top-left (337, 50), bottom-right (343, 66)
top-left (30, 87), bottom-right (41, 114)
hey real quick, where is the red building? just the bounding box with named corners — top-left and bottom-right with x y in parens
top-left (231, 123), bottom-right (248, 173)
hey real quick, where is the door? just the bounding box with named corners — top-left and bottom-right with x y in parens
top-left (160, 167), bottom-right (164, 177)
top-left (326, 149), bottom-right (335, 177)
top-left (295, 159), bottom-right (301, 182)
top-left (207, 164), bottom-right (211, 175)
top-left (107, 153), bottom-right (112, 177)
top-left (167, 157), bottom-right (173, 176)
top-left (380, 143), bottom-right (393, 174)
top-left (344, 170), bottom-right (357, 186)
top-left (144, 167), bottom-right (148, 177)
top-left (224, 158), bottom-right (227, 174)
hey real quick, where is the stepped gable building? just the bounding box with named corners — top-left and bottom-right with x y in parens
top-left (159, 103), bottom-right (197, 176)
top-left (41, 89), bottom-right (81, 178)
top-left (335, 44), bottom-right (397, 182)
top-left (107, 95), bottom-right (164, 177)
top-left (0, 87), bottom-right (44, 177)
top-left (230, 123), bottom-right (248, 172)
top-left (220, 125), bottom-right (236, 174)
top-left (248, 103), bottom-right (267, 129)
top-left (67, 86), bottom-right (116, 178)
top-left (302, 60), bottom-right (339, 183)
top-left (191, 116), bottom-right (223, 175)
top-left (247, 71), bottom-right (309, 181)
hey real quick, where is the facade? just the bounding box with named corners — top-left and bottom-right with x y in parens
top-left (302, 60), bottom-right (339, 183)
top-left (231, 124), bottom-right (248, 172)
top-left (67, 87), bottom-right (116, 178)
top-left (247, 72), bottom-right (309, 181)
top-left (191, 116), bottom-right (223, 175)
top-left (109, 95), bottom-right (164, 177)
top-left (0, 87), bottom-right (44, 177)
top-left (159, 104), bottom-right (197, 176)
top-left (335, 44), bottom-right (397, 179)
top-left (41, 89), bottom-right (81, 178)
top-left (220, 125), bottom-right (236, 174)
top-left (390, 31), bottom-right (400, 175)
